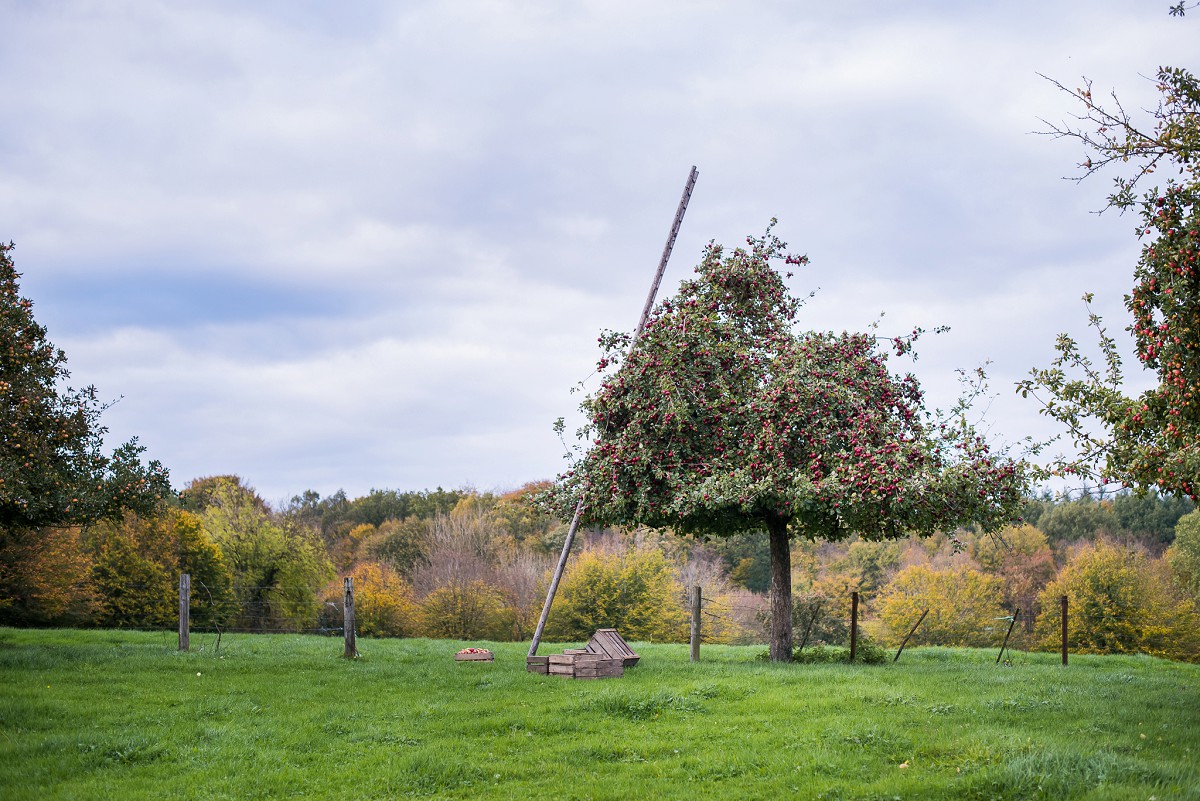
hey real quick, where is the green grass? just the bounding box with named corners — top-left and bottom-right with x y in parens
top-left (1, 628), bottom-right (1198, 800)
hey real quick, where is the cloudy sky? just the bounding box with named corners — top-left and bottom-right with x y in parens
top-left (2, 1), bottom-right (1193, 505)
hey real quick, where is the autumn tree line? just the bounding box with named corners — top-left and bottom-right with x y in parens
top-left (4, 20), bottom-right (1198, 663)
top-left (3, 473), bottom-right (1198, 661)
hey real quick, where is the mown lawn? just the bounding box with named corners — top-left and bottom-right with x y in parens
top-left (1, 628), bottom-right (1197, 800)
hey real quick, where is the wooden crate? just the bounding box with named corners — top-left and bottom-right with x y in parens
top-left (454, 651), bottom-right (494, 662)
top-left (542, 652), bottom-right (624, 679)
top-left (586, 628), bottom-right (639, 667)
top-left (528, 629), bottom-right (635, 680)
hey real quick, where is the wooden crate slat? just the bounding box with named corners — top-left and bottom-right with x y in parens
top-left (575, 668), bottom-right (623, 678)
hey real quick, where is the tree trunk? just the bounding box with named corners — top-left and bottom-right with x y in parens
top-left (767, 516), bottom-right (793, 662)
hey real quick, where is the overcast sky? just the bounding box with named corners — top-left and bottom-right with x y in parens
top-left (2, 1), bottom-right (1194, 505)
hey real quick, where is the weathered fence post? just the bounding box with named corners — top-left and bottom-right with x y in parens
top-left (343, 577), bottom-right (357, 659)
top-left (850, 591), bottom-right (859, 662)
top-left (690, 585), bottom-right (702, 662)
top-left (1060, 595), bottom-right (1068, 666)
top-left (893, 608), bottom-right (928, 663)
top-left (178, 573), bottom-right (190, 652)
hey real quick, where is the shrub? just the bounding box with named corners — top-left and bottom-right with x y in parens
top-left (970, 524), bottom-right (1056, 629)
top-left (89, 508), bottom-right (231, 630)
top-left (758, 636), bottom-right (888, 664)
top-left (877, 564), bottom-right (1007, 647)
top-left (1167, 510), bottom-right (1200, 600)
top-left (417, 580), bottom-right (514, 641)
top-left (339, 561), bottom-right (418, 638)
top-left (1035, 540), bottom-right (1200, 661)
top-left (545, 544), bottom-right (687, 643)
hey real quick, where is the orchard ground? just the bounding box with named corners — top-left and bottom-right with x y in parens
top-left (2, 629), bottom-right (1198, 800)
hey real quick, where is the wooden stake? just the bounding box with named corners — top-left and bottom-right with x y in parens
top-left (528, 503), bottom-right (583, 658)
top-left (1061, 595), bottom-right (1068, 666)
top-left (850, 591), bottom-right (859, 662)
top-left (528, 166), bottom-right (700, 659)
top-left (893, 608), bottom-right (928, 663)
top-left (797, 600), bottom-right (821, 654)
top-left (178, 574), bottom-right (190, 652)
top-left (996, 608), bottom-right (1020, 664)
top-left (343, 577), bottom-right (357, 659)
top-left (634, 166), bottom-right (699, 343)
top-left (690, 585), bottom-right (702, 662)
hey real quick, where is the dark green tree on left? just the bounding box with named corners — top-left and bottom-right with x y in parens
top-left (2, 243), bottom-right (172, 620)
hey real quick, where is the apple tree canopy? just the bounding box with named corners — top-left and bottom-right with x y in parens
top-left (550, 225), bottom-right (1029, 544)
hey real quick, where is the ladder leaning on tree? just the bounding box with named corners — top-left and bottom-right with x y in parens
top-left (528, 165), bottom-right (699, 659)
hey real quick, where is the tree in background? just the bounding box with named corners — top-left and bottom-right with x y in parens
top-left (1035, 540), bottom-right (1200, 661)
top-left (551, 226), bottom-right (1028, 660)
top-left (1166, 510), bottom-right (1200, 600)
top-left (710, 531), bottom-right (772, 593)
top-left (491, 482), bottom-right (571, 555)
top-left (877, 564), bottom-right (1006, 647)
top-left (1111, 491), bottom-right (1194, 547)
top-left (675, 543), bottom-right (762, 645)
top-left (360, 517), bottom-right (430, 575)
top-left (188, 476), bottom-right (332, 631)
top-left (0, 525), bottom-right (96, 625)
top-left (970, 524), bottom-right (1056, 628)
top-left (88, 508), bottom-right (230, 630)
top-left (1, 244), bottom-right (171, 621)
top-left (418, 580), bottom-right (514, 640)
top-left (328, 523), bottom-right (376, 573)
top-left (1035, 496), bottom-right (1121, 545)
top-left (833, 539), bottom-right (903, 598)
top-left (545, 543), bottom-right (687, 643)
top-left (1022, 492), bottom-right (1192, 550)
top-left (337, 562), bottom-right (417, 638)
top-left (1021, 17), bottom-right (1200, 500)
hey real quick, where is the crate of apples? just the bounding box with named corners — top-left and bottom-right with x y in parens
top-left (454, 647), bottom-right (494, 662)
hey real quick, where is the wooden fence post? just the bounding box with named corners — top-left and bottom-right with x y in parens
top-left (850, 591), bottom-right (859, 662)
top-left (178, 574), bottom-right (190, 652)
top-left (1061, 595), bottom-right (1068, 666)
top-left (690, 585), bottom-right (701, 662)
top-left (343, 577), bottom-right (357, 659)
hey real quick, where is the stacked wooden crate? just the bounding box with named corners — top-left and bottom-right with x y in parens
top-left (548, 650), bottom-right (624, 680)
top-left (526, 629), bottom-right (638, 679)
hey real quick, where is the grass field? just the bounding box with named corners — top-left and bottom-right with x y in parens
top-left (1, 628), bottom-right (1197, 800)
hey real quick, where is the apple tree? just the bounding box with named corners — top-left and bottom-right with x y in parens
top-left (2, 243), bottom-right (172, 620)
top-left (2, 243), bottom-right (171, 533)
top-left (549, 226), bottom-right (1028, 661)
top-left (1022, 42), bottom-right (1200, 499)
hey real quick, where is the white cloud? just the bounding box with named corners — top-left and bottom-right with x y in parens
top-left (3, 0), bottom-right (1191, 499)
